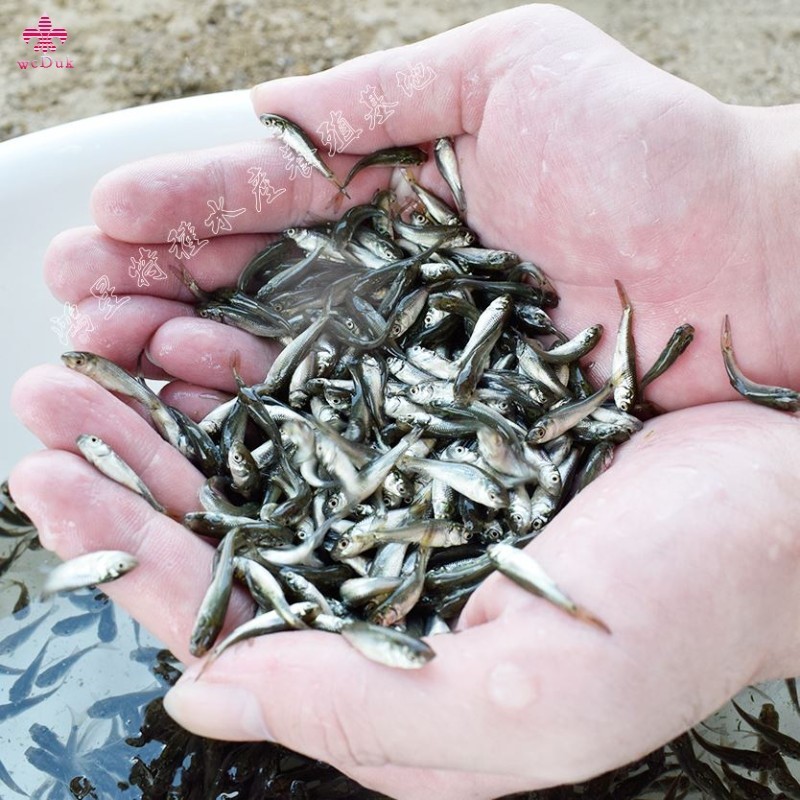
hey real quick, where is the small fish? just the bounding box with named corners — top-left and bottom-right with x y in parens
top-left (0, 608), bottom-right (51, 655)
top-left (691, 727), bottom-right (781, 771)
top-left (51, 611), bottom-right (101, 637)
top-left (9, 638), bottom-right (50, 703)
top-left (35, 644), bottom-right (98, 689)
top-left (339, 620), bottom-right (434, 669)
top-left (86, 687), bottom-right (162, 719)
top-left (610, 280), bottom-right (637, 412)
top-left (719, 762), bottom-right (776, 800)
top-left (639, 323), bottom-right (694, 390)
top-left (189, 528), bottom-right (239, 657)
top-left (234, 556), bottom-right (310, 630)
top-left (42, 551), bottom-right (138, 599)
top-left (259, 113), bottom-right (349, 196)
top-left (402, 169), bottom-right (460, 226)
top-left (342, 146), bottom-right (427, 189)
top-left (732, 700), bottom-right (800, 760)
top-left (201, 602), bottom-right (320, 671)
top-left (670, 732), bottom-right (732, 800)
top-left (0, 685), bottom-right (60, 723)
top-left (721, 315), bottom-right (800, 411)
top-left (400, 456), bottom-right (509, 509)
top-left (433, 137), bottom-right (466, 216)
top-left (97, 600), bottom-right (118, 643)
top-left (0, 537), bottom-right (32, 578)
top-left (76, 434), bottom-right (165, 513)
top-left (530, 324), bottom-right (603, 365)
top-left (486, 542), bottom-right (610, 633)
top-left (340, 576), bottom-right (403, 607)
top-left (0, 756), bottom-right (26, 796)
top-left (452, 295), bottom-right (512, 403)
top-left (526, 381), bottom-right (613, 444)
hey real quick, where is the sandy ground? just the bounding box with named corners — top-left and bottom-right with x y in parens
top-left (2, 0), bottom-right (799, 141)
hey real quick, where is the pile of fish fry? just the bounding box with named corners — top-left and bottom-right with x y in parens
top-left (41, 119), bottom-right (712, 670)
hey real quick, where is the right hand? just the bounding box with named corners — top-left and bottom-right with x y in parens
top-left (42, 4), bottom-right (800, 421)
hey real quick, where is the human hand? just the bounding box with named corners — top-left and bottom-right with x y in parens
top-left (10, 388), bottom-right (800, 800)
top-left (42, 4), bottom-right (800, 419)
top-left (13, 4), bottom-right (800, 799)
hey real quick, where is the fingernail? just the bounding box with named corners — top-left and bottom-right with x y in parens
top-left (164, 678), bottom-right (274, 742)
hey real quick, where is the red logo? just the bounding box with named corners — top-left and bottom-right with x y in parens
top-left (22, 15), bottom-right (68, 53)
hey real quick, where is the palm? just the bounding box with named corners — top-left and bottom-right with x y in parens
top-left (45, 7), bottom-right (790, 416)
top-left (10, 377), bottom-right (800, 799)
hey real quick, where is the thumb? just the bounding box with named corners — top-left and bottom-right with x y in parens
top-left (163, 624), bottom-right (500, 771)
top-left (249, 5), bottom-right (562, 151)
top-left (161, 609), bottom-right (617, 786)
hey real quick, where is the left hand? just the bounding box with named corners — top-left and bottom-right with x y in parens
top-left (10, 382), bottom-right (800, 800)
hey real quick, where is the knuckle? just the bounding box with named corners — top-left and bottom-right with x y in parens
top-left (313, 689), bottom-right (391, 769)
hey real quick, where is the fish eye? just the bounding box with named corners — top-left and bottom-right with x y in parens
top-left (336, 534), bottom-right (350, 551)
top-left (532, 517), bottom-right (545, 530)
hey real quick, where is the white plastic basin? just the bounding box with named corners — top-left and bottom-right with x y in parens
top-left (0, 90), bottom-right (265, 477)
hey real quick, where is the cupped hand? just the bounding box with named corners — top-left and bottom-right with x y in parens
top-left (43, 4), bottom-right (798, 419)
top-left (10, 382), bottom-right (800, 800)
top-left (14, 5), bottom-right (800, 800)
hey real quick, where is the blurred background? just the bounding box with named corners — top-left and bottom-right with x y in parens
top-left (2, 0), bottom-right (799, 142)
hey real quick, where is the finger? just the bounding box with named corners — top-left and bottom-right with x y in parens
top-left (163, 613), bottom-right (615, 785)
top-left (45, 226), bottom-right (274, 304)
top-left (68, 295), bottom-right (195, 374)
top-left (345, 763), bottom-right (530, 800)
top-left (251, 18), bottom-right (484, 150)
top-left (161, 403), bottom-right (800, 787)
top-left (91, 141), bottom-right (392, 244)
top-left (11, 364), bottom-right (204, 514)
top-left (158, 381), bottom-right (233, 423)
top-left (9, 451), bottom-right (251, 665)
top-left (250, 7), bottom-right (591, 149)
top-left (146, 317), bottom-right (280, 392)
